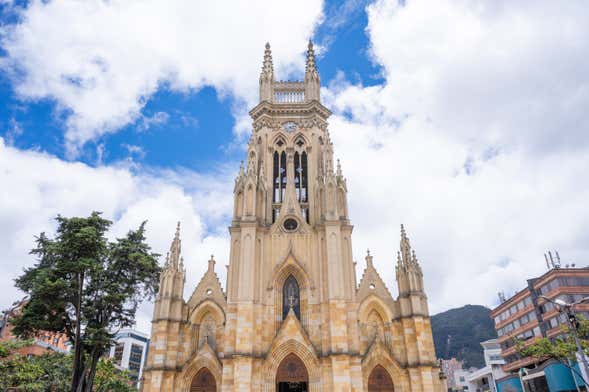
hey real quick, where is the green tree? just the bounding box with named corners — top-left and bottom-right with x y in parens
top-left (12, 212), bottom-right (160, 392)
top-left (516, 315), bottom-right (589, 385)
top-left (0, 340), bottom-right (70, 391)
top-left (94, 358), bottom-right (135, 392)
top-left (0, 340), bottom-right (135, 391)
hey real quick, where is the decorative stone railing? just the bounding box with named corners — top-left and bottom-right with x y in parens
top-left (274, 90), bottom-right (305, 103)
top-left (273, 81), bottom-right (305, 103)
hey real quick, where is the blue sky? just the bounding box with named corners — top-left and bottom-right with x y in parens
top-left (0, 0), bottom-right (381, 170)
top-left (2, 0), bottom-right (589, 333)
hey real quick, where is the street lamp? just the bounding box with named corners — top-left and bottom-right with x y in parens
top-left (540, 295), bottom-right (589, 382)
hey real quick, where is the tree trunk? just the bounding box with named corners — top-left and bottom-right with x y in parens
top-left (76, 362), bottom-right (89, 392)
top-left (84, 348), bottom-right (102, 392)
top-left (71, 271), bottom-right (85, 392)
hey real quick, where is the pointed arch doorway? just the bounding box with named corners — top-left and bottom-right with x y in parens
top-left (368, 365), bottom-right (394, 392)
top-left (276, 353), bottom-right (308, 392)
top-left (190, 368), bottom-right (216, 392)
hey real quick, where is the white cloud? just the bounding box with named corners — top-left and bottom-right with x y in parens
top-left (4, 0), bottom-right (589, 329)
top-left (0, 138), bottom-right (233, 333)
top-left (137, 111), bottom-right (169, 132)
top-left (0, 0), bottom-right (324, 153)
top-left (324, 0), bottom-right (589, 313)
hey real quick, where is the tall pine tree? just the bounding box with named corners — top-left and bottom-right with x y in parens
top-left (12, 212), bottom-right (161, 392)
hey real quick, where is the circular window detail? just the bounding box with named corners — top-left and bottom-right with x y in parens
top-left (283, 218), bottom-right (299, 232)
top-left (369, 283), bottom-right (376, 290)
top-left (206, 289), bottom-right (213, 296)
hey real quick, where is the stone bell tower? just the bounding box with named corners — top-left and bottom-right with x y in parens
top-left (224, 40), bottom-right (361, 391)
top-left (141, 42), bottom-right (445, 392)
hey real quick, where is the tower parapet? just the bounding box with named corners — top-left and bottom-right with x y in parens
top-left (256, 41), bottom-right (323, 105)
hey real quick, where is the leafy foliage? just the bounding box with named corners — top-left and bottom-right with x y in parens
top-left (11, 212), bottom-right (160, 392)
top-left (0, 340), bottom-right (71, 391)
top-left (94, 358), bottom-right (135, 392)
top-left (516, 315), bottom-right (589, 383)
top-left (0, 340), bottom-right (134, 392)
top-left (431, 304), bottom-right (498, 368)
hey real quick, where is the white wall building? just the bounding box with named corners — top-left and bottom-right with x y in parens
top-left (453, 339), bottom-right (507, 392)
top-left (107, 329), bottom-right (150, 388)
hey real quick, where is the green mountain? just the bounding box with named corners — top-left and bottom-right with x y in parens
top-left (431, 304), bottom-right (498, 368)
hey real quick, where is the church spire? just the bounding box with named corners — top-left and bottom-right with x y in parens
top-left (154, 221), bottom-right (186, 321)
top-left (261, 42), bottom-right (274, 79)
top-left (168, 221), bottom-right (182, 270)
top-left (259, 42), bottom-right (274, 102)
top-left (396, 224), bottom-right (424, 300)
top-left (305, 40), bottom-right (318, 77)
top-left (400, 224), bottom-right (411, 266)
top-left (304, 40), bottom-right (320, 101)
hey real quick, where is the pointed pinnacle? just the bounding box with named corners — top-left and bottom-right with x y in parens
top-left (365, 249), bottom-right (373, 267)
top-left (208, 254), bottom-right (215, 271)
top-left (400, 224), bottom-right (406, 239)
top-left (306, 40), bottom-right (317, 73)
top-left (261, 42), bottom-right (274, 78)
top-left (175, 221), bottom-right (181, 239)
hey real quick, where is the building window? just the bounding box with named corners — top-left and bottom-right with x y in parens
top-left (282, 275), bottom-right (301, 321)
top-left (129, 344), bottom-right (143, 373)
top-left (113, 343), bottom-right (124, 365)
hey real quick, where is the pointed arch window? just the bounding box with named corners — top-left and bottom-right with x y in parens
top-left (294, 149), bottom-right (309, 223)
top-left (273, 150), bottom-right (287, 222)
top-left (282, 275), bottom-right (301, 321)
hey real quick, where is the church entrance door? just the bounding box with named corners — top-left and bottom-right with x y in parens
top-left (276, 353), bottom-right (309, 392)
top-left (190, 368), bottom-right (216, 392)
top-left (368, 365), bottom-right (394, 392)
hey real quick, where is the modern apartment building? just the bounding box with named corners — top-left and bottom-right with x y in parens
top-left (107, 329), bottom-right (149, 388)
top-left (491, 265), bottom-right (589, 392)
top-left (442, 358), bottom-right (466, 391)
top-left (465, 340), bottom-right (508, 392)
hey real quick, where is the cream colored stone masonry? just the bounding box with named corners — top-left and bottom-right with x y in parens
top-left (141, 42), bottom-right (447, 392)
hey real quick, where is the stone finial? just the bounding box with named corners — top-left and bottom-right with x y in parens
top-left (365, 249), bottom-right (373, 268)
top-left (305, 40), bottom-right (318, 76)
top-left (208, 254), bottom-right (216, 272)
top-left (304, 40), bottom-right (320, 101)
top-left (400, 224), bottom-right (412, 265)
top-left (261, 42), bottom-right (274, 80)
top-left (336, 159), bottom-right (342, 177)
top-left (239, 161), bottom-right (244, 176)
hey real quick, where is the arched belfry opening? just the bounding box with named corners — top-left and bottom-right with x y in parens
top-left (190, 367), bottom-right (216, 392)
top-left (368, 365), bottom-right (394, 392)
top-left (276, 353), bottom-right (308, 392)
top-left (282, 275), bottom-right (301, 321)
top-left (273, 150), bottom-right (287, 222)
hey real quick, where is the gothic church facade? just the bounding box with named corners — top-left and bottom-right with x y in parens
top-left (142, 43), bottom-right (446, 392)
